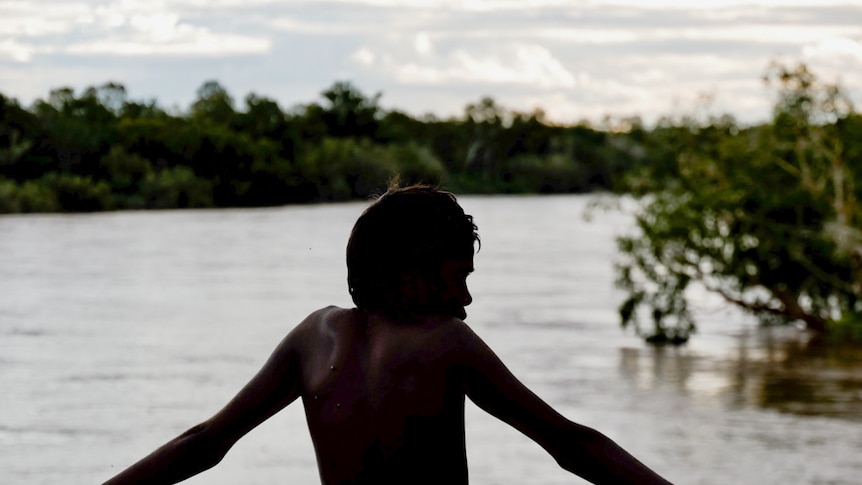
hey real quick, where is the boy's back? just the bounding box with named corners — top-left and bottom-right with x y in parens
top-left (296, 306), bottom-right (470, 484)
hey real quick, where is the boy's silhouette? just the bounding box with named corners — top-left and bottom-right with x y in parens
top-left (104, 184), bottom-right (673, 484)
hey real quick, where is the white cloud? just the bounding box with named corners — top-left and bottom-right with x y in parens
top-left (624, 54), bottom-right (751, 80)
top-left (173, 0), bottom-right (275, 6)
top-left (512, 22), bottom-right (861, 48)
top-left (300, 0), bottom-right (573, 9)
top-left (0, 1), bottom-right (271, 58)
top-left (0, 2), bottom-right (85, 36)
top-left (352, 47), bottom-right (376, 66)
top-left (537, 28), bottom-right (640, 45)
top-left (1, 0), bottom-right (861, 125)
top-left (658, 25), bottom-right (862, 45)
top-left (389, 44), bottom-right (576, 89)
top-left (803, 37), bottom-right (862, 63)
top-left (66, 17), bottom-right (271, 57)
top-left (585, 0), bottom-right (856, 8)
top-left (414, 32), bottom-right (433, 56)
top-left (97, 9), bottom-right (128, 29)
top-left (129, 13), bottom-right (185, 42)
top-left (66, 37), bottom-right (270, 57)
top-left (0, 38), bottom-right (39, 62)
top-left (266, 16), bottom-right (381, 35)
top-left (268, 0), bottom-right (857, 10)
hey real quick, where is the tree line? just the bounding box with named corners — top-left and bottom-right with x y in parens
top-left (0, 80), bottom-right (636, 212)
top-left (2, 63), bottom-right (861, 344)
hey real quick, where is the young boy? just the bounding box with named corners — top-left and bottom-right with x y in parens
top-left (104, 184), bottom-right (673, 485)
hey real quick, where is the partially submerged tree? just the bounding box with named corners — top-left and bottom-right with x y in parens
top-left (616, 63), bottom-right (862, 344)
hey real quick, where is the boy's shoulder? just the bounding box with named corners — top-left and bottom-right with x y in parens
top-left (290, 306), bottom-right (480, 351)
top-left (288, 305), bottom-right (354, 340)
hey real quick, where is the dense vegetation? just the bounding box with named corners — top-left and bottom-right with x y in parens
top-left (615, 63), bottom-right (862, 344)
top-left (0, 80), bottom-right (635, 212)
top-left (2, 63), bottom-right (860, 343)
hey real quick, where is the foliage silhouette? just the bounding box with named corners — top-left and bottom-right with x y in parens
top-left (0, 80), bottom-right (625, 212)
top-left (615, 62), bottom-right (862, 343)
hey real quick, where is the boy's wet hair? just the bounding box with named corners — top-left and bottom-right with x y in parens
top-left (347, 182), bottom-right (479, 311)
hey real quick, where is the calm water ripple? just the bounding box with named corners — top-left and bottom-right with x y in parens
top-left (1, 195), bottom-right (860, 484)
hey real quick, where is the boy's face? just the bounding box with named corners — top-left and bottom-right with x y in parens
top-left (426, 256), bottom-right (474, 320)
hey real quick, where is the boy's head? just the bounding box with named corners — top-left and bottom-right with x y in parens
top-left (346, 183), bottom-right (479, 317)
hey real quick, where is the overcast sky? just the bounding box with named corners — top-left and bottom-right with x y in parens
top-left (2, 0), bottom-right (861, 125)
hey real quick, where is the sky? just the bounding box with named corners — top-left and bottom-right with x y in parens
top-left (1, 0), bottom-right (862, 125)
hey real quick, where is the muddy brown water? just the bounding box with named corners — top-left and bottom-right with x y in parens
top-left (2, 195), bottom-right (860, 484)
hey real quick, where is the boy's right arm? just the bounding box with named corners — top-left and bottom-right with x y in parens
top-left (455, 321), bottom-right (673, 485)
top-left (103, 319), bottom-right (307, 485)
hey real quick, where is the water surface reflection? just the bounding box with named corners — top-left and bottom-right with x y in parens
top-left (619, 327), bottom-right (862, 422)
top-left (3, 195), bottom-right (862, 484)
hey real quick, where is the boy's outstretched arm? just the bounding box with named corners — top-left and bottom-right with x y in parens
top-left (103, 330), bottom-right (302, 485)
top-left (456, 321), bottom-right (673, 485)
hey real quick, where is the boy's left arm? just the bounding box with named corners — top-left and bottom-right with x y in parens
top-left (454, 321), bottom-right (673, 485)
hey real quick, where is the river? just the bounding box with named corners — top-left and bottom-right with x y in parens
top-left (2, 194), bottom-right (861, 484)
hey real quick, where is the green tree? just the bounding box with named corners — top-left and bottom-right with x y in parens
top-left (319, 81), bottom-right (381, 139)
top-left (297, 137), bottom-right (397, 201)
top-left (191, 81), bottom-right (236, 125)
top-left (616, 63), bottom-right (862, 344)
top-left (0, 178), bottom-right (60, 213)
top-left (235, 93), bottom-right (299, 161)
top-left (462, 97), bottom-right (507, 178)
top-left (100, 146), bottom-right (155, 208)
top-left (141, 166), bottom-right (214, 209)
top-left (39, 172), bottom-right (113, 211)
top-left (385, 142), bottom-right (447, 186)
top-left (0, 94), bottom-right (37, 176)
top-left (28, 85), bottom-right (119, 177)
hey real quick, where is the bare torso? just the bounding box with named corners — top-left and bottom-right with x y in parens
top-left (295, 307), bottom-right (469, 484)
top-left (103, 305), bottom-right (674, 485)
